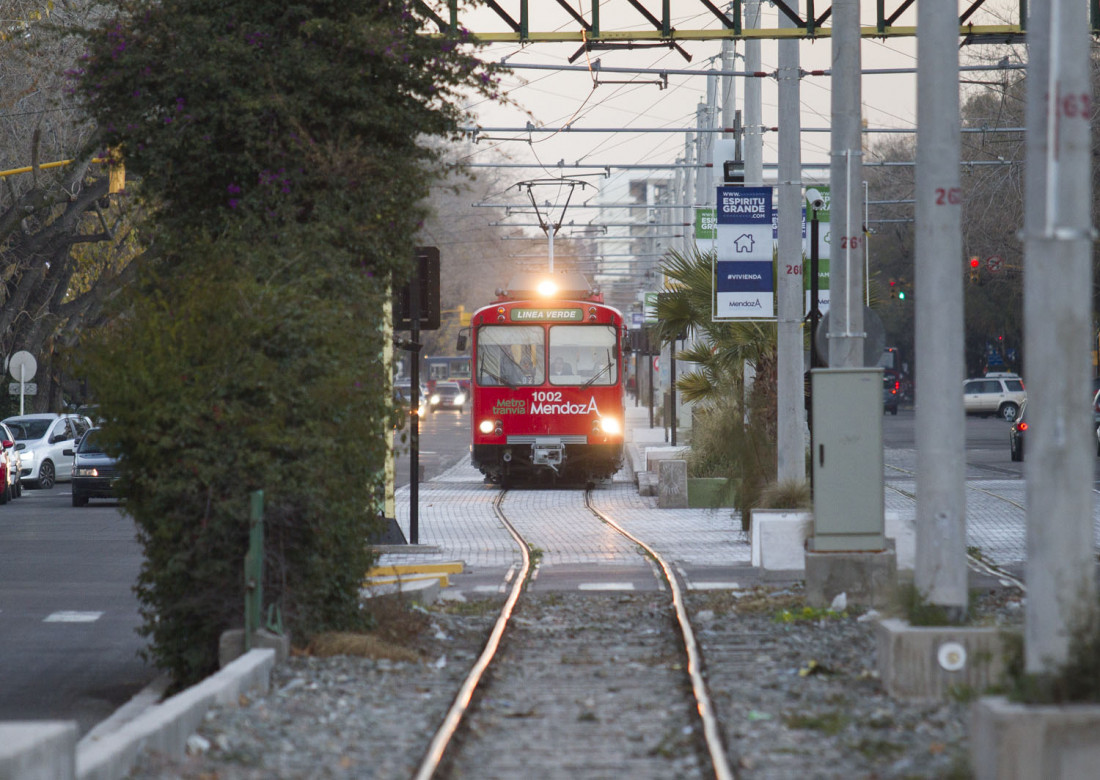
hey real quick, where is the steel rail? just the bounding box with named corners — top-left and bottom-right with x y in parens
top-left (412, 490), bottom-right (530, 780)
top-left (884, 473), bottom-right (1027, 591)
top-left (584, 491), bottom-right (735, 780)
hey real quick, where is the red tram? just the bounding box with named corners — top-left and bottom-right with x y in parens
top-left (469, 273), bottom-right (627, 483)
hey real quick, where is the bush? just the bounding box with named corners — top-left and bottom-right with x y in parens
top-left (686, 387), bottom-right (776, 529)
top-left (76, 236), bottom-right (391, 686)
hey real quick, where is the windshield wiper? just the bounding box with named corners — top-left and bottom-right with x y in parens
top-left (481, 368), bottom-right (516, 390)
top-left (582, 362), bottom-right (613, 388)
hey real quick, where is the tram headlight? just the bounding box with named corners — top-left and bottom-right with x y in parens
top-left (597, 416), bottom-right (621, 435)
top-left (479, 419), bottom-right (496, 435)
top-left (537, 279), bottom-right (558, 297)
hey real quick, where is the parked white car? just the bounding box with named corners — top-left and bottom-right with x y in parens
top-left (963, 373), bottom-right (1026, 421)
top-left (3, 413), bottom-right (93, 489)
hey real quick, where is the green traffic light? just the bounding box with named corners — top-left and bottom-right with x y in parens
top-left (898, 291), bottom-right (906, 300)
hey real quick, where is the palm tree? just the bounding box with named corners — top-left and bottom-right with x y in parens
top-left (651, 245), bottom-right (780, 525)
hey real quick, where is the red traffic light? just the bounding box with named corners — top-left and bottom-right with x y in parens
top-left (969, 256), bottom-right (980, 268)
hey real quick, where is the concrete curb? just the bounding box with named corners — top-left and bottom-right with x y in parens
top-left (0, 721), bottom-right (77, 780)
top-left (75, 648), bottom-right (275, 780)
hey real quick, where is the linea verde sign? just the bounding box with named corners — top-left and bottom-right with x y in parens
top-left (510, 308), bottom-right (584, 322)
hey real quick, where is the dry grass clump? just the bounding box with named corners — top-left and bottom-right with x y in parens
top-left (757, 479), bottom-right (812, 510)
top-left (303, 632), bottom-right (421, 662)
top-left (296, 594), bottom-right (434, 661)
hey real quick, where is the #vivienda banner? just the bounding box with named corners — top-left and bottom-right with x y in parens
top-left (714, 186), bottom-right (775, 320)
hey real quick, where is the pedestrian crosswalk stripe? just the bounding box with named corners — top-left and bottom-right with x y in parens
top-left (44, 611), bottom-right (103, 623)
top-left (690, 582), bottom-right (741, 590)
top-left (577, 583), bottom-right (635, 591)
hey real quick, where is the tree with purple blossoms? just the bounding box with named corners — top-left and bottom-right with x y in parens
top-left (74, 0), bottom-right (503, 686)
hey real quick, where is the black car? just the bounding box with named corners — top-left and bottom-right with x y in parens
top-left (883, 374), bottom-right (899, 415)
top-left (1009, 401), bottom-right (1028, 462)
top-left (65, 428), bottom-right (120, 507)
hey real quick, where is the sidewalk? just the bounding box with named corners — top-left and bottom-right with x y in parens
top-left (379, 404), bottom-right (1100, 583)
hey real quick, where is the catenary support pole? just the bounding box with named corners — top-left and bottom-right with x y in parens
top-left (743, 0), bottom-right (763, 186)
top-left (775, 2), bottom-right (804, 483)
top-left (409, 263), bottom-right (421, 546)
top-left (1023, 0), bottom-right (1096, 674)
top-left (914, 0), bottom-right (967, 618)
top-left (827, 0), bottom-right (864, 369)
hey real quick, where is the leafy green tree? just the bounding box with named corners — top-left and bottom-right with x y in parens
top-left (74, 1), bottom-right (500, 685)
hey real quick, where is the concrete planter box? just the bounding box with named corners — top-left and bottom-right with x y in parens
top-left (876, 618), bottom-right (1011, 701)
top-left (970, 696), bottom-right (1100, 780)
top-left (749, 509), bottom-right (812, 571)
top-left (687, 477), bottom-right (734, 508)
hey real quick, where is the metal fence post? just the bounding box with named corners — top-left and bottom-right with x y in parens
top-left (244, 489), bottom-right (263, 651)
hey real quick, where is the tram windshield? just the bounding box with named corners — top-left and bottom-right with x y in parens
top-left (549, 325), bottom-right (618, 386)
top-left (476, 325), bottom-right (545, 387)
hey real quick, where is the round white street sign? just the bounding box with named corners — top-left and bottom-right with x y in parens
top-left (8, 350), bottom-right (36, 382)
top-left (937, 641), bottom-right (967, 672)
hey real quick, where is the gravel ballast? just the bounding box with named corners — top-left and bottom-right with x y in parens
top-left (127, 583), bottom-right (1023, 779)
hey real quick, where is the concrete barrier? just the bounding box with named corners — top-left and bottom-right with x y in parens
top-left (876, 618), bottom-right (1009, 701)
top-left (0, 721), bottom-right (77, 780)
top-left (75, 649), bottom-right (275, 780)
top-left (749, 510), bottom-right (812, 571)
top-left (657, 459), bottom-right (688, 509)
top-left (644, 446), bottom-right (688, 473)
top-left (970, 696), bottom-right (1100, 780)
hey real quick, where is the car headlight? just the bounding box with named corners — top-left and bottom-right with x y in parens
top-left (430, 394), bottom-right (441, 405)
top-left (73, 466), bottom-right (99, 478)
top-left (454, 393), bottom-right (466, 405)
top-left (598, 416), bottom-right (622, 435)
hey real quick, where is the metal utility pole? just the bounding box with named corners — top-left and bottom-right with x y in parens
top-left (743, 0), bottom-right (763, 186)
top-left (914, 0), bottom-right (967, 618)
top-left (1023, 0), bottom-right (1096, 674)
top-left (720, 13), bottom-right (737, 145)
top-left (684, 134), bottom-right (695, 254)
top-left (775, 2), bottom-right (804, 483)
top-left (694, 102), bottom-right (708, 206)
top-left (827, 0), bottom-right (865, 369)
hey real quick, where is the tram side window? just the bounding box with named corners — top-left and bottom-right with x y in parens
top-left (549, 325), bottom-right (617, 386)
top-left (476, 325), bottom-right (545, 387)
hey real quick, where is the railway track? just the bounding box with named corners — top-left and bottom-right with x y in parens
top-left (412, 487), bottom-right (735, 780)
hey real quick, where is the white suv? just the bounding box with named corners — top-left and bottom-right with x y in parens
top-left (963, 373), bottom-right (1027, 421)
top-left (3, 413), bottom-right (93, 489)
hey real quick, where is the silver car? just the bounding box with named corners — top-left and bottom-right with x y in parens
top-left (3, 413), bottom-right (93, 489)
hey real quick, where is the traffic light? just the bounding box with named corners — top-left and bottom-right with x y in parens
top-left (969, 256), bottom-right (980, 284)
top-left (898, 288), bottom-right (906, 301)
top-left (889, 278), bottom-right (897, 299)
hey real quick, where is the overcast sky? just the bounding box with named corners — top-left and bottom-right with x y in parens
top-left (448, 1), bottom-right (1026, 209)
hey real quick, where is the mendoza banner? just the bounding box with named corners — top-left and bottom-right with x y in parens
top-left (714, 186), bottom-right (775, 320)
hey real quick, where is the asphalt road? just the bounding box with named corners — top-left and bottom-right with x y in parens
top-left (394, 405), bottom-right (471, 487)
top-left (0, 487), bottom-right (158, 736)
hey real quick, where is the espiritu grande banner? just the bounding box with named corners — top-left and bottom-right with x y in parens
top-left (714, 186), bottom-right (775, 320)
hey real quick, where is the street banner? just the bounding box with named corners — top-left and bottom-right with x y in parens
top-left (714, 186), bottom-right (775, 320)
top-left (695, 208), bottom-right (716, 254)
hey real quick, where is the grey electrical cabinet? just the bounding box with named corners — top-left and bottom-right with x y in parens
top-left (810, 368), bottom-right (886, 552)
